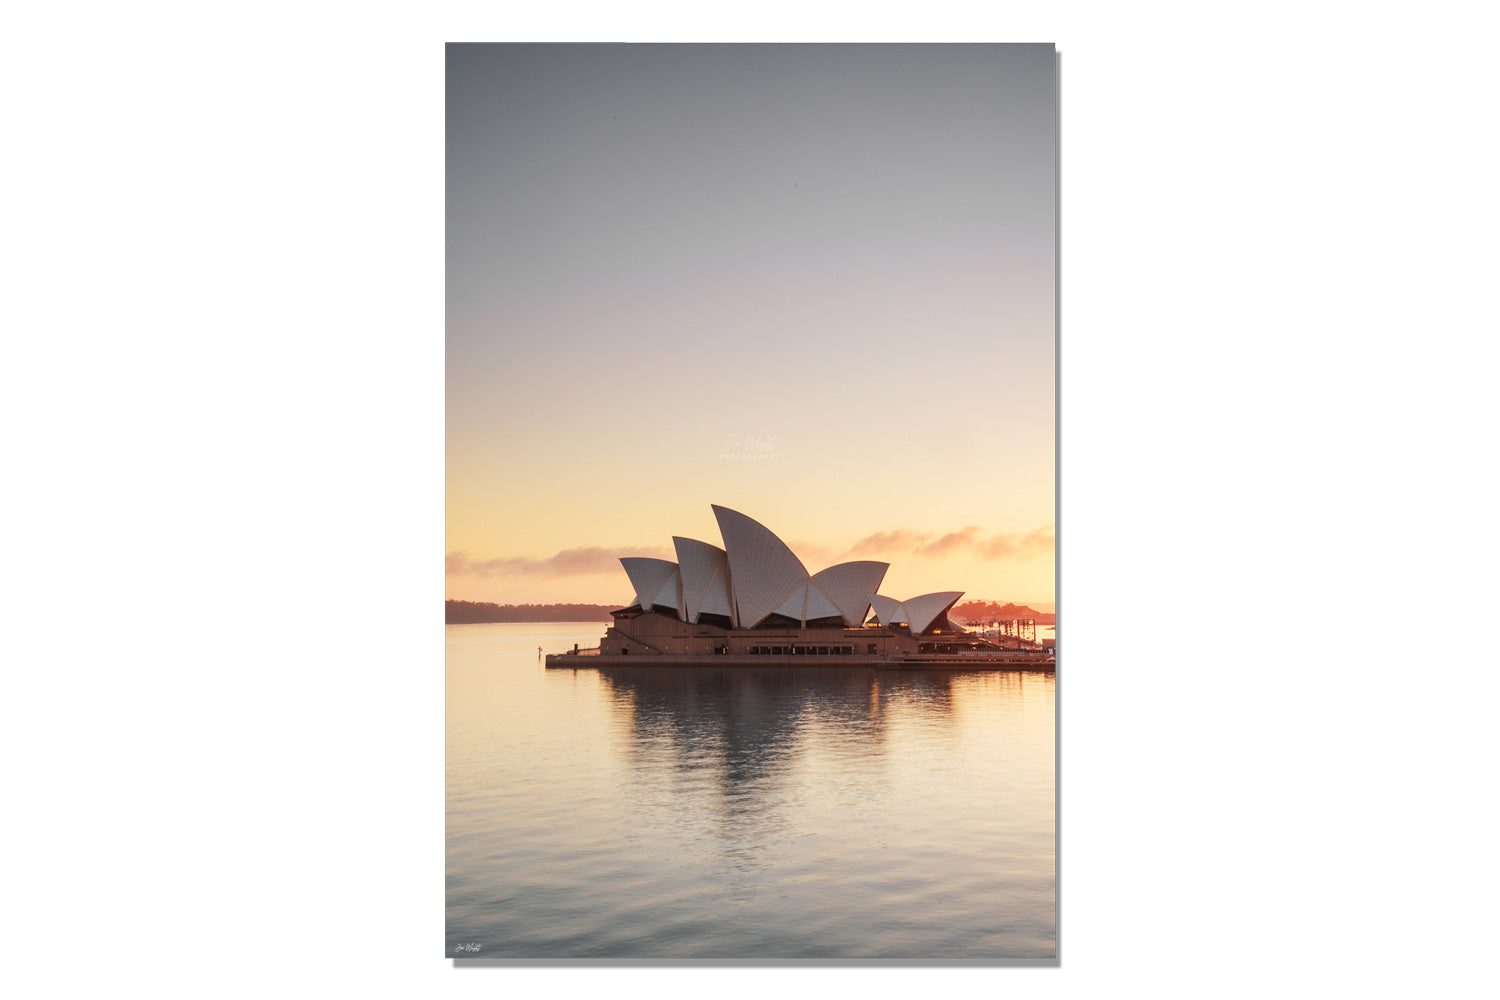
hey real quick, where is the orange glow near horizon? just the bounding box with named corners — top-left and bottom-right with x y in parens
top-left (444, 498), bottom-right (1054, 609)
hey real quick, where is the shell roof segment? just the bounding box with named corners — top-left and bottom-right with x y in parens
top-left (867, 591), bottom-right (965, 633)
top-left (810, 560), bottom-right (888, 628)
top-left (712, 505), bottom-right (809, 628)
top-left (620, 557), bottom-right (679, 612)
top-left (672, 536), bottom-right (731, 624)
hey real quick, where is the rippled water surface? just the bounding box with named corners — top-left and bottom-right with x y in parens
top-left (446, 623), bottom-right (1055, 959)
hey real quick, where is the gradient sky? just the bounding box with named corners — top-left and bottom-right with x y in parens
top-left (447, 44), bottom-right (1056, 608)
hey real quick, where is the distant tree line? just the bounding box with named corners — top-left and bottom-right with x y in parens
top-left (446, 600), bottom-right (618, 624)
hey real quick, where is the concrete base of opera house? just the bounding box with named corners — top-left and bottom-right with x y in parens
top-left (544, 652), bottom-right (1055, 671)
top-left (546, 608), bottom-right (1053, 671)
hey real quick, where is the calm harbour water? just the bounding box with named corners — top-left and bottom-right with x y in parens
top-left (446, 622), bottom-right (1056, 959)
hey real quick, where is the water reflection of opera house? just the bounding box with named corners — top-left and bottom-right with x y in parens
top-left (546, 505), bottom-right (1052, 669)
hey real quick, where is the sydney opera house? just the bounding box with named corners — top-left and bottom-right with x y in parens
top-left (547, 505), bottom-right (1047, 668)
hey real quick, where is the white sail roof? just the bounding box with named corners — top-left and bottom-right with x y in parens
top-left (866, 591), bottom-right (963, 633)
top-left (713, 505), bottom-right (809, 628)
top-left (868, 593), bottom-right (906, 626)
top-left (620, 557), bottom-right (678, 612)
top-left (810, 561), bottom-right (887, 628)
top-left (803, 579), bottom-right (841, 621)
top-left (651, 568), bottom-right (683, 614)
top-left (700, 564), bottom-right (732, 620)
top-left (771, 579), bottom-right (843, 625)
top-left (901, 591), bottom-right (964, 634)
top-left (673, 536), bottom-right (731, 624)
top-left (774, 581), bottom-right (808, 623)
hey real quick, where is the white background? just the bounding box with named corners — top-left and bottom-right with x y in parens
top-left (3, 3), bottom-right (1497, 997)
